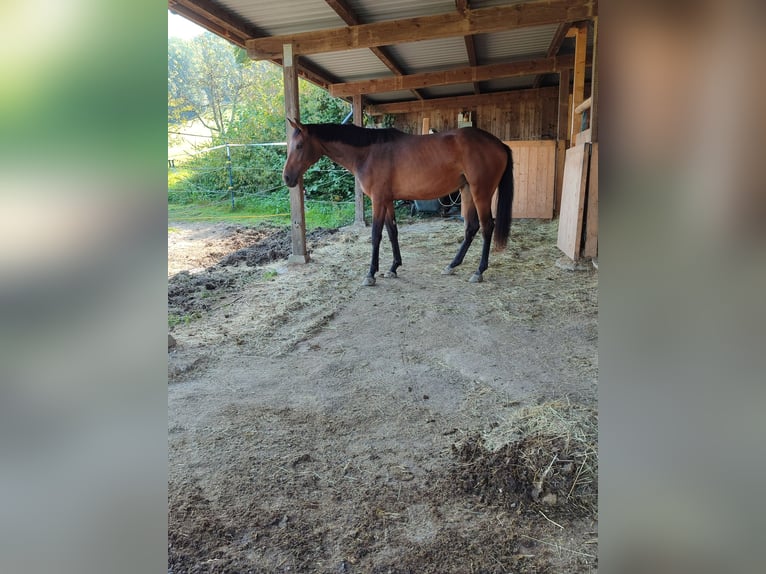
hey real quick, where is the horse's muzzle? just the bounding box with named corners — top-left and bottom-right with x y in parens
top-left (283, 173), bottom-right (297, 188)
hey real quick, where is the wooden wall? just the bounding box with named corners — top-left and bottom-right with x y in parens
top-left (505, 140), bottom-right (556, 219)
top-left (390, 87), bottom-right (558, 141)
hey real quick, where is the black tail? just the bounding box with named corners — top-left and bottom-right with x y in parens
top-left (493, 145), bottom-right (514, 250)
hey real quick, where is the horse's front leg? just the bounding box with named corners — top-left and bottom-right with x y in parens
top-left (363, 204), bottom-right (385, 286)
top-left (383, 202), bottom-right (402, 278)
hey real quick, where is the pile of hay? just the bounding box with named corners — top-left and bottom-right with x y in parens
top-left (453, 399), bottom-right (598, 518)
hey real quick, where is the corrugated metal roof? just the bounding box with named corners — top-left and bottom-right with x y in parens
top-left (349, 0), bottom-right (456, 23)
top-left (176, 0), bottom-right (592, 105)
top-left (305, 49), bottom-right (394, 82)
top-left (420, 83), bottom-right (476, 99)
top-left (474, 24), bottom-right (559, 63)
top-left (386, 37), bottom-right (469, 74)
top-left (217, 0), bottom-right (344, 35)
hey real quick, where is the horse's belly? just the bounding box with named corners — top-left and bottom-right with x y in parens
top-left (393, 168), bottom-right (464, 200)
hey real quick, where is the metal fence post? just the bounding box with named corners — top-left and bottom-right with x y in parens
top-left (225, 143), bottom-right (234, 209)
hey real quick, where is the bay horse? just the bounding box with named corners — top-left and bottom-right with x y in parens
top-left (283, 119), bottom-right (513, 286)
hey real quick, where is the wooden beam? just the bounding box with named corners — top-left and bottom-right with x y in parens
top-left (533, 22), bottom-right (571, 88)
top-left (366, 86), bottom-right (558, 115)
top-left (283, 46), bottom-right (309, 264)
top-left (570, 22), bottom-right (588, 142)
top-left (590, 16), bottom-right (598, 142)
top-left (168, 0), bottom-right (252, 47)
top-left (557, 68), bottom-right (571, 142)
top-left (323, 0), bottom-right (424, 100)
top-left (455, 0), bottom-right (480, 94)
top-left (352, 94), bottom-right (366, 226)
top-left (330, 55), bottom-right (574, 97)
top-left (574, 96), bottom-right (592, 115)
top-left (246, 0), bottom-right (598, 59)
top-left (554, 67), bottom-right (571, 216)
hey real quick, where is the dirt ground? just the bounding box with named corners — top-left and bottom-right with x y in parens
top-left (168, 216), bottom-right (598, 573)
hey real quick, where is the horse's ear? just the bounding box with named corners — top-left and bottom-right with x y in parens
top-left (287, 118), bottom-right (305, 132)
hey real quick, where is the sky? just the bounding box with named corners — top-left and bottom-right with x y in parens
top-left (168, 10), bottom-right (204, 39)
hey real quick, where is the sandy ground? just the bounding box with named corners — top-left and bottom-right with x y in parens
top-left (168, 217), bottom-right (598, 573)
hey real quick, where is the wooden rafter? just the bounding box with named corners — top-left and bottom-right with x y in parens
top-left (455, 0), bottom-right (480, 94)
top-left (323, 0), bottom-right (423, 100)
top-left (570, 22), bottom-right (588, 141)
top-left (330, 55), bottom-right (574, 97)
top-left (169, 0), bottom-right (257, 47)
top-left (366, 86), bottom-right (558, 115)
top-left (532, 22), bottom-right (571, 88)
top-left (168, 0), bottom-right (338, 89)
top-left (246, 0), bottom-right (598, 59)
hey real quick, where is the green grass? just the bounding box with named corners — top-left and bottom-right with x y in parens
top-left (169, 162), bottom-right (357, 228)
top-left (167, 167), bottom-right (438, 230)
top-left (168, 192), bottom-right (355, 229)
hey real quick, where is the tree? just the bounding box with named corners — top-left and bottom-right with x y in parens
top-left (168, 33), bottom-right (251, 137)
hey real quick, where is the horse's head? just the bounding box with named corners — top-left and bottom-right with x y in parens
top-left (283, 118), bottom-right (322, 188)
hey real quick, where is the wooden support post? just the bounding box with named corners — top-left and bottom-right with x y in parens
top-left (590, 17), bottom-right (598, 142)
top-left (352, 94), bottom-right (366, 226)
top-left (555, 67), bottom-right (570, 216)
top-left (570, 23), bottom-right (588, 143)
top-left (283, 44), bottom-right (309, 264)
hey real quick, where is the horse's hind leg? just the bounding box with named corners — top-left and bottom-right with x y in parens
top-left (384, 203), bottom-right (402, 277)
top-left (442, 186), bottom-right (479, 275)
top-left (470, 197), bottom-right (495, 283)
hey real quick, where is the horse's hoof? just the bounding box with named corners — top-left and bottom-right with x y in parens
top-left (362, 275), bottom-right (376, 286)
top-left (441, 266), bottom-right (456, 275)
top-left (386, 271), bottom-right (398, 279)
top-left (469, 272), bottom-right (483, 283)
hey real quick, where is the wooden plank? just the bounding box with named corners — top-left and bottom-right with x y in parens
top-left (283, 46), bottom-right (309, 264)
top-left (246, 1), bottom-right (598, 59)
top-left (574, 96), bottom-right (592, 114)
top-left (583, 142), bottom-right (598, 257)
top-left (556, 143), bottom-right (591, 260)
top-left (570, 23), bottom-right (588, 142)
top-left (575, 127), bottom-right (592, 145)
top-left (503, 140), bottom-right (556, 219)
top-left (554, 140), bottom-right (566, 216)
top-left (330, 55), bottom-right (573, 97)
top-left (367, 86), bottom-right (557, 115)
top-left (557, 68), bottom-right (570, 141)
top-left (352, 94), bottom-right (366, 226)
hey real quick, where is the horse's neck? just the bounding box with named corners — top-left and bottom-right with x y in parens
top-left (318, 140), bottom-right (366, 175)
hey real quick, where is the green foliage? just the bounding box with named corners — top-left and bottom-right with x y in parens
top-left (169, 33), bottom-right (359, 210)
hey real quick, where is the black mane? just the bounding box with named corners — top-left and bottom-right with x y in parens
top-left (303, 123), bottom-right (407, 147)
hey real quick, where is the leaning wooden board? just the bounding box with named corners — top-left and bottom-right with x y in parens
top-left (556, 143), bottom-right (591, 260)
top-left (502, 140), bottom-right (555, 219)
top-left (583, 142), bottom-right (598, 258)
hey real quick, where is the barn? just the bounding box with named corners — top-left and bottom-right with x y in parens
top-left (168, 0), bottom-right (598, 264)
top-left (168, 2), bottom-right (599, 572)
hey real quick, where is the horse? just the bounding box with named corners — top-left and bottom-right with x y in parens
top-left (283, 119), bottom-right (513, 286)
